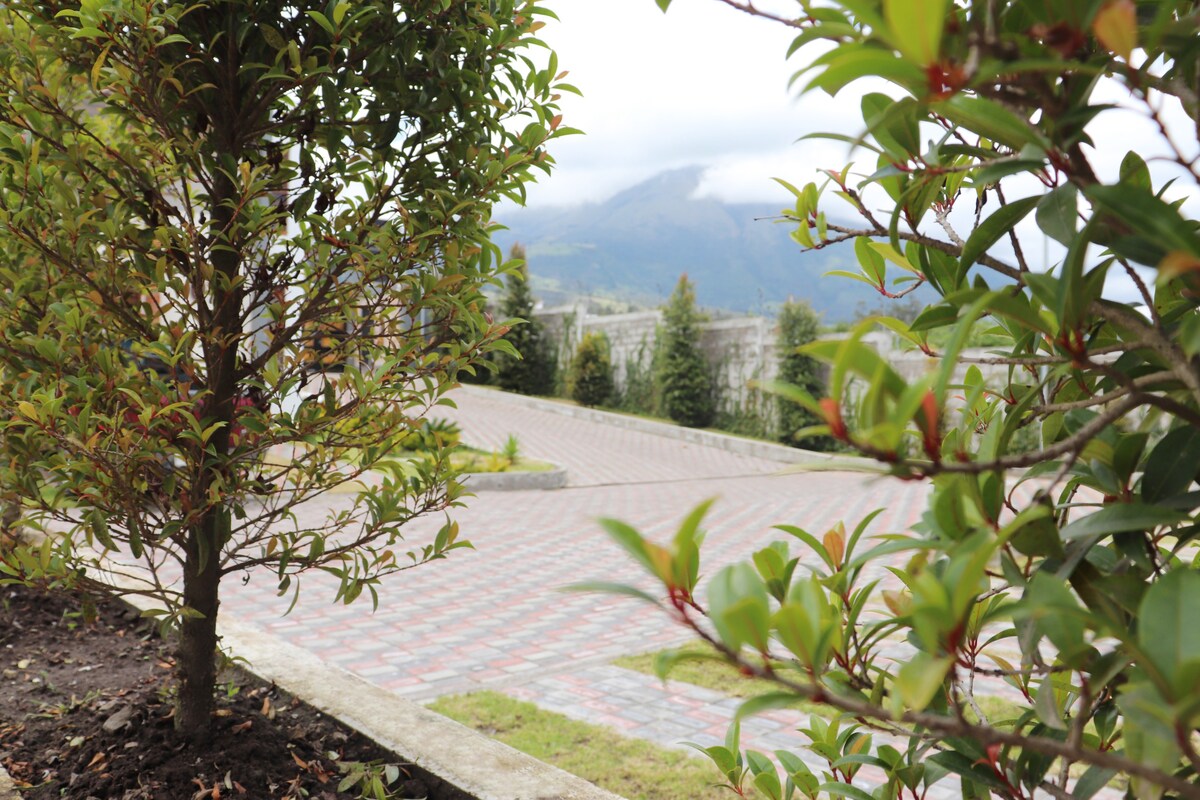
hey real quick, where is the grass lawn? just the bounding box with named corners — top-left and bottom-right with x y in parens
top-left (428, 691), bottom-right (727, 800)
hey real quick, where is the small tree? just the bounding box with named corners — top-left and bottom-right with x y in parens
top-left (495, 243), bottom-right (558, 396)
top-left (568, 332), bottom-right (614, 408)
top-left (776, 299), bottom-right (831, 450)
top-left (596, 1), bottom-right (1200, 797)
top-left (656, 274), bottom-right (715, 428)
top-left (0, 0), bottom-right (570, 740)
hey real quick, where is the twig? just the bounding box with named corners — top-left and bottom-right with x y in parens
top-left (711, 0), bottom-right (805, 27)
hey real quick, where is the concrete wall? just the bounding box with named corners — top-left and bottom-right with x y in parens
top-left (537, 304), bottom-right (1012, 433)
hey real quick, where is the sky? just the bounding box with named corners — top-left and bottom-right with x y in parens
top-left (517, 0), bottom-right (853, 208)
top-left (520, 1), bottom-right (1198, 211)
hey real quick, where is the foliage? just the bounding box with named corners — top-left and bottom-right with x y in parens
top-left (597, 1), bottom-right (1200, 798)
top-left (0, 0), bottom-right (573, 739)
top-left (656, 274), bottom-right (716, 428)
top-left (776, 299), bottom-right (832, 451)
top-left (617, 337), bottom-right (659, 415)
top-left (495, 243), bottom-right (559, 396)
top-left (567, 331), bottom-right (615, 408)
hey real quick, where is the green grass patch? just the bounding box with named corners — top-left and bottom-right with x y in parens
top-left (450, 447), bottom-right (555, 474)
top-left (428, 691), bottom-right (725, 800)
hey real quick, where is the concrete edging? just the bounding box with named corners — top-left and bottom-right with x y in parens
top-left (0, 767), bottom-right (17, 800)
top-left (458, 385), bottom-right (839, 466)
top-left (460, 465), bottom-right (567, 491)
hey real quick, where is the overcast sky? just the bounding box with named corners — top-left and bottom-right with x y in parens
top-left (521, 1), bottom-right (1197, 212)
top-left (520, 0), bottom-right (852, 208)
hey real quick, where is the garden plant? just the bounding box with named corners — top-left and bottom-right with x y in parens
top-left (591, 0), bottom-right (1200, 798)
top-left (568, 330), bottom-right (616, 408)
top-left (0, 0), bottom-right (573, 740)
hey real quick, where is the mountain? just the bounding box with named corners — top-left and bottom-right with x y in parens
top-left (492, 166), bottom-right (912, 321)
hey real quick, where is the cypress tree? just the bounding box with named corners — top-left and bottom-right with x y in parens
top-left (495, 244), bottom-right (558, 395)
top-left (656, 274), bottom-right (715, 428)
top-left (776, 299), bottom-right (832, 450)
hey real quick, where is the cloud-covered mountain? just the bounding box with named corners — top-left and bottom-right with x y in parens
top-left (492, 166), bottom-right (903, 321)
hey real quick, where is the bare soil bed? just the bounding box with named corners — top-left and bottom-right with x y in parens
top-left (0, 584), bottom-right (472, 799)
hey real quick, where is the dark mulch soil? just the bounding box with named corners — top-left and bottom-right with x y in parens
top-left (0, 584), bottom-right (473, 799)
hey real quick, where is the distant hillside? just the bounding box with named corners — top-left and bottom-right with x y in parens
top-left (492, 166), bottom-right (918, 321)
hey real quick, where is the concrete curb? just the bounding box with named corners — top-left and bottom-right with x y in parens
top-left (461, 465), bottom-right (567, 492)
top-left (457, 385), bottom-right (839, 466)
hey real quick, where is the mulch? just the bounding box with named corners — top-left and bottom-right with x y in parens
top-left (0, 583), bottom-right (475, 799)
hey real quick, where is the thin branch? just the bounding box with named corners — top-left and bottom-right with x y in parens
top-left (711, 0), bottom-right (806, 28)
top-left (846, 394), bottom-right (1142, 477)
top-left (1031, 370), bottom-right (1176, 415)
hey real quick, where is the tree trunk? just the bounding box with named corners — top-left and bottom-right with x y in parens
top-left (174, 523), bottom-right (222, 740)
top-left (173, 29), bottom-right (246, 733)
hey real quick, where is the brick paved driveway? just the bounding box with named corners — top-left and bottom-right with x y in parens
top-left (222, 387), bottom-right (930, 700)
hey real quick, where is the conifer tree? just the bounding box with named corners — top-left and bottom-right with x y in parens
top-left (496, 244), bottom-right (558, 396)
top-left (656, 274), bottom-right (715, 428)
top-left (776, 299), bottom-right (831, 450)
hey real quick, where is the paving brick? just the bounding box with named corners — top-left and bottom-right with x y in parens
top-left (210, 388), bottom-right (1119, 798)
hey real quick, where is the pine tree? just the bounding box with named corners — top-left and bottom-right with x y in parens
top-left (656, 274), bottom-right (715, 428)
top-left (495, 244), bottom-right (558, 396)
top-left (776, 299), bottom-right (832, 450)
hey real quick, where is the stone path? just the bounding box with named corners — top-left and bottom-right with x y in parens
top-left (214, 387), bottom-right (978, 794)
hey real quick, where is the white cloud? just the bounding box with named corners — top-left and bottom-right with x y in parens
top-left (520, 0), bottom-right (851, 208)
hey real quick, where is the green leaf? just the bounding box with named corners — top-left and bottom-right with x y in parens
top-left (1119, 151), bottom-right (1152, 191)
top-left (1087, 184), bottom-right (1200, 262)
top-left (895, 653), bottom-right (952, 711)
top-left (734, 692), bottom-right (806, 722)
top-left (1138, 569), bottom-right (1200, 695)
top-left (818, 782), bottom-right (878, 800)
top-left (1073, 765), bottom-right (1119, 800)
top-left (1035, 183), bottom-right (1078, 246)
top-left (928, 752), bottom-right (1008, 792)
top-left (708, 564), bottom-right (771, 652)
top-left (1142, 426), bottom-right (1200, 504)
top-left (934, 95), bottom-right (1048, 150)
top-left (597, 518), bottom-right (660, 581)
top-left (883, 0), bottom-right (947, 64)
top-left (1059, 503), bottom-right (1189, 541)
top-left (960, 196), bottom-right (1039, 273)
top-left (562, 581), bottom-right (663, 607)
top-left (806, 45), bottom-right (925, 95)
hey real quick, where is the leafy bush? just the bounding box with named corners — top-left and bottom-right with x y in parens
top-left (776, 299), bottom-right (832, 450)
top-left (617, 338), bottom-right (659, 415)
top-left (656, 274), bottom-right (716, 428)
top-left (0, 0), bottom-right (571, 738)
top-left (495, 243), bottom-right (559, 396)
top-left (568, 332), bottom-right (615, 408)
top-left (594, 1), bottom-right (1200, 797)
